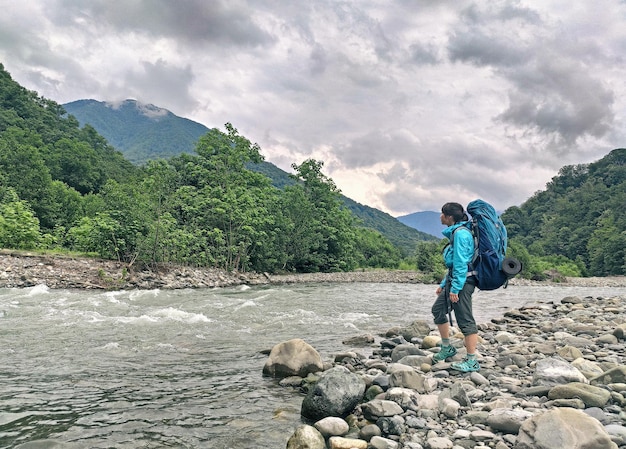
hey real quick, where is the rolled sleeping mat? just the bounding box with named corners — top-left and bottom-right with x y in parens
top-left (502, 257), bottom-right (522, 277)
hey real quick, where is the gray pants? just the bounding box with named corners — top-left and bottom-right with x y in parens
top-left (431, 278), bottom-right (477, 336)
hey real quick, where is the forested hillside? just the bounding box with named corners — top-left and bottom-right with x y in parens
top-left (0, 64), bottom-right (137, 232)
top-left (64, 97), bottom-right (436, 251)
top-left (3, 62), bottom-right (623, 278)
top-left (64, 99), bottom-right (207, 164)
top-left (0, 64), bottom-right (411, 272)
top-left (502, 148), bottom-right (626, 276)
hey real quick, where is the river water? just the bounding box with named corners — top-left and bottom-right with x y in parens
top-left (1, 282), bottom-right (625, 448)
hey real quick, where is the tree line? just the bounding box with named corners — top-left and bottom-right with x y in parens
top-left (0, 63), bottom-right (624, 278)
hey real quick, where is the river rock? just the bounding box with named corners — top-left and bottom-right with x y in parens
top-left (384, 387), bottom-right (420, 411)
top-left (557, 345), bottom-right (584, 361)
top-left (554, 331), bottom-right (594, 348)
top-left (532, 357), bottom-right (588, 386)
top-left (361, 399), bottom-right (404, 421)
top-left (590, 366), bottom-right (626, 385)
top-left (548, 382), bottom-right (611, 407)
top-left (571, 357), bottom-right (605, 378)
top-left (389, 369), bottom-right (434, 393)
top-left (313, 416), bottom-right (349, 438)
top-left (398, 320), bottom-right (431, 341)
top-left (421, 335), bottom-right (440, 349)
top-left (286, 424), bottom-right (326, 449)
top-left (301, 366), bottom-right (365, 421)
top-left (342, 334), bottom-right (375, 346)
top-left (263, 338), bottom-right (323, 378)
top-left (391, 344), bottom-right (424, 362)
top-left (328, 436), bottom-right (368, 449)
top-left (517, 408), bottom-right (618, 449)
top-left (425, 436), bottom-right (453, 448)
top-left (359, 423), bottom-right (382, 441)
top-left (369, 435), bottom-right (399, 449)
top-left (486, 408), bottom-right (533, 433)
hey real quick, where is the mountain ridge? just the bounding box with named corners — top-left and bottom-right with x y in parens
top-left (63, 98), bottom-right (438, 251)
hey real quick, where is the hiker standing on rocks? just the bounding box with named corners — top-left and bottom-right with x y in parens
top-left (431, 202), bottom-right (480, 372)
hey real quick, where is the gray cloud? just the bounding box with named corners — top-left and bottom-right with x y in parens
top-left (121, 60), bottom-right (199, 113)
top-left (447, 1), bottom-right (616, 158)
top-left (0, 0), bottom-right (624, 215)
top-left (51, 0), bottom-right (275, 47)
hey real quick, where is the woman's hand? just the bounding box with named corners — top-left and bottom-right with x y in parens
top-left (436, 286), bottom-right (442, 295)
top-left (449, 292), bottom-right (459, 303)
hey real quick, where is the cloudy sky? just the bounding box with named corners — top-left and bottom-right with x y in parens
top-left (1, 1), bottom-right (624, 215)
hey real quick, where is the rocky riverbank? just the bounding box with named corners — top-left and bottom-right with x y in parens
top-left (276, 293), bottom-right (626, 449)
top-left (1, 250), bottom-right (625, 289)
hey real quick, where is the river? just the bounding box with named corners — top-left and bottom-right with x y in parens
top-left (1, 282), bottom-right (625, 448)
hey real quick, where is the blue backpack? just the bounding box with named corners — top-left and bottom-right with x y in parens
top-left (452, 199), bottom-right (521, 290)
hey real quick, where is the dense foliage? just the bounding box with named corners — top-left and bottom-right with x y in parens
top-left (65, 99), bottom-right (435, 255)
top-left (0, 65), bottom-right (407, 272)
top-left (2, 63), bottom-right (623, 278)
top-left (502, 148), bottom-right (626, 277)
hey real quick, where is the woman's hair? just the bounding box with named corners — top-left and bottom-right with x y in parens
top-left (441, 202), bottom-right (468, 223)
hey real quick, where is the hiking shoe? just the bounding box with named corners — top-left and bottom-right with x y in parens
top-left (432, 345), bottom-right (457, 363)
top-left (451, 357), bottom-right (480, 372)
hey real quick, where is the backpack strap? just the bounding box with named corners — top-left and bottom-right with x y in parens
top-left (449, 224), bottom-right (478, 278)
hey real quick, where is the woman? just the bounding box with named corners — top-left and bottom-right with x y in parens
top-left (431, 202), bottom-right (480, 372)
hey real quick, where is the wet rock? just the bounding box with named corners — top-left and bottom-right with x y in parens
top-left (342, 334), bottom-right (375, 346)
top-left (301, 366), bottom-right (365, 421)
top-left (263, 338), bottom-right (323, 378)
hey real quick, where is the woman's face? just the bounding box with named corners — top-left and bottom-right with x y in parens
top-left (440, 212), bottom-right (454, 226)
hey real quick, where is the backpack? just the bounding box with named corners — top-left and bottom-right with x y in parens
top-left (451, 199), bottom-right (521, 290)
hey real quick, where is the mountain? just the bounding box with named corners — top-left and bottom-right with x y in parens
top-left (502, 148), bottom-right (626, 276)
top-left (64, 98), bottom-right (437, 253)
top-left (63, 99), bottom-right (208, 164)
top-left (396, 211), bottom-right (443, 237)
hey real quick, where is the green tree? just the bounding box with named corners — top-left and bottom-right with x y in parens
top-left (587, 211), bottom-right (626, 276)
top-left (166, 124), bottom-right (280, 271)
top-left (281, 159), bottom-right (357, 272)
top-left (0, 189), bottom-right (43, 249)
top-left (353, 227), bottom-right (401, 268)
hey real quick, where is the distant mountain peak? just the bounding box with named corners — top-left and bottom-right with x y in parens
top-left (104, 99), bottom-right (169, 119)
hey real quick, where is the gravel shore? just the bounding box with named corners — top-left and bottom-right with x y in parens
top-left (0, 251), bottom-right (625, 289)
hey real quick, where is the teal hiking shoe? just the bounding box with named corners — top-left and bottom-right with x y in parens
top-left (451, 357), bottom-right (480, 372)
top-left (432, 345), bottom-right (457, 363)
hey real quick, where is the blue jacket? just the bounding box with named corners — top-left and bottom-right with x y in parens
top-left (439, 222), bottom-right (474, 294)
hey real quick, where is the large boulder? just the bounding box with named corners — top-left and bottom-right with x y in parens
top-left (516, 408), bottom-right (617, 449)
top-left (262, 338), bottom-right (323, 378)
top-left (301, 366), bottom-right (366, 421)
